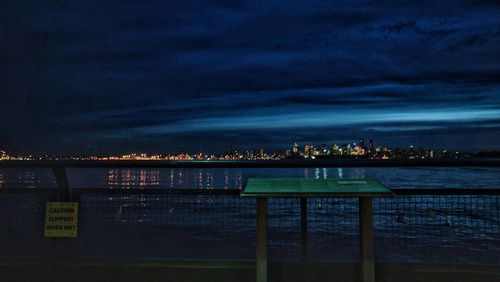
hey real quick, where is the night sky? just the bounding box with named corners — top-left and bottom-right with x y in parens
top-left (1, 1), bottom-right (499, 155)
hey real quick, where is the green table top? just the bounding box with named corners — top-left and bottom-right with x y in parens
top-left (241, 178), bottom-right (393, 198)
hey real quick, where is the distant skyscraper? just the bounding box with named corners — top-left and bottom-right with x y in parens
top-left (369, 140), bottom-right (374, 156)
top-left (258, 148), bottom-right (264, 159)
top-left (359, 138), bottom-right (365, 148)
top-left (375, 145), bottom-right (382, 158)
top-left (345, 144), bottom-right (352, 155)
top-left (292, 143), bottom-right (299, 155)
top-left (331, 144), bottom-right (339, 156)
top-left (304, 144), bottom-right (312, 158)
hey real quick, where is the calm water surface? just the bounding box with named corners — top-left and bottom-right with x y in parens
top-left (0, 167), bottom-right (499, 189)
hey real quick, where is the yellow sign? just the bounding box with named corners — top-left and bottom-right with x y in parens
top-left (44, 202), bottom-right (78, 237)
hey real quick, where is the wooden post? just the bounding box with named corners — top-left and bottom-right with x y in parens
top-left (359, 197), bottom-right (375, 282)
top-left (256, 198), bottom-right (268, 282)
top-left (51, 166), bottom-right (70, 201)
top-left (300, 197), bottom-right (308, 262)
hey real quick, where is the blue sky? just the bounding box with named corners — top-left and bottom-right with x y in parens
top-left (1, 1), bottom-right (499, 154)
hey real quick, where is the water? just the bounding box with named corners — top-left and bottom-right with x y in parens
top-left (0, 167), bottom-right (499, 189)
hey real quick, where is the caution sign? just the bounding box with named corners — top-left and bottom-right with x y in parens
top-left (44, 202), bottom-right (78, 237)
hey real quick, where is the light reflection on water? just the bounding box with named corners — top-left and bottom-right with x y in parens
top-left (0, 167), bottom-right (499, 189)
top-left (105, 168), bottom-right (242, 189)
top-left (107, 169), bottom-right (160, 188)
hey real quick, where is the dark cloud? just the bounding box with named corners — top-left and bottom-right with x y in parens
top-left (445, 31), bottom-right (500, 51)
top-left (379, 20), bottom-right (419, 33)
top-left (0, 0), bottom-right (499, 154)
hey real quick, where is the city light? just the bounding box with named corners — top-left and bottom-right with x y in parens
top-left (0, 137), bottom-right (482, 161)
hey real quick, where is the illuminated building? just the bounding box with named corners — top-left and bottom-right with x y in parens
top-left (353, 144), bottom-right (365, 156)
top-left (382, 147), bottom-right (390, 159)
top-left (304, 144), bottom-right (312, 158)
top-left (319, 144), bottom-right (327, 155)
top-left (345, 144), bottom-right (352, 155)
top-left (292, 143), bottom-right (299, 155)
top-left (331, 144), bottom-right (339, 156)
top-left (0, 140), bottom-right (462, 161)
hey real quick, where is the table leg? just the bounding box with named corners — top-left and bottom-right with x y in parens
top-left (359, 197), bottom-right (375, 282)
top-left (300, 198), bottom-right (308, 262)
top-left (257, 198), bottom-right (268, 282)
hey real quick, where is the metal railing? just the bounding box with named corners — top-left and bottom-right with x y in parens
top-left (0, 187), bottom-right (499, 263)
top-left (0, 160), bottom-right (499, 265)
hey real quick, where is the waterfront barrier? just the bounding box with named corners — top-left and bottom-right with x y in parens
top-left (0, 160), bottom-right (499, 282)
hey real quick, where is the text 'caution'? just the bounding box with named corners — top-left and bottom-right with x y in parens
top-left (44, 202), bottom-right (78, 237)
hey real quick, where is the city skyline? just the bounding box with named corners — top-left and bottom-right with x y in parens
top-left (2, 136), bottom-right (493, 161)
top-left (1, 1), bottom-right (500, 154)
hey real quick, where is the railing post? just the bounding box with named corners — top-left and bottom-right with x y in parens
top-left (51, 166), bottom-right (70, 201)
top-left (256, 197), bottom-right (268, 282)
top-left (49, 166), bottom-right (76, 259)
top-left (359, 197), bottom-right (375, 282)
top-left (300, 197), bottom-right (308, 262)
